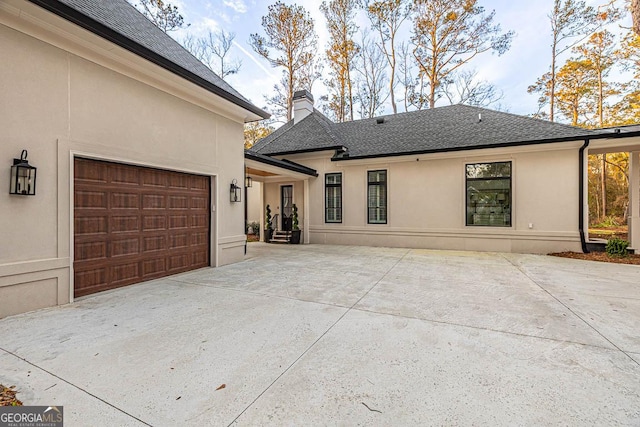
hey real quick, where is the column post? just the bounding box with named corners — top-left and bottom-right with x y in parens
top-left (304, 179), bottom-right (310, 244)
top-left (629, 151), bottom-right (640, 250)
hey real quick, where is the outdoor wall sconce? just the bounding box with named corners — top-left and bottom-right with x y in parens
top-left (10, 150), bottom-right (37, 196)
top-left (230, 179), bottom-right (241, 202)
top-left (245, 175), bottom-right (253, 188)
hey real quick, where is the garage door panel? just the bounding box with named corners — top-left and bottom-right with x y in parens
top-left (75, 158), bottom-right (108, 183)
top-left (169, 174), bottom-right (189, 189)
top-left (168, 254), bottom-right (189, 270)
top-left (192, 251), bottom-right (208, 265)
top-left (141, 169), bottom-right (168, 187)
top-left (169, 233), bottom-right (189, 249)
top-left (110, 262), bottom-right (140, 285)
top-left (110, 215), bottom-right (140, 233)
top-left (190, 176), bottom-right (208, 191)
top-left (75, 268), bottom-right (108, 296)
top-left (75, 215), bottom-right (109, 236)
top-left (74, 158), bottom-right (210, 297)
top-left (111, 192), bottom-right (140, 209)
top-left (191, 213), bottom-right (208, 228)
top-left (169, 215), bottom-right (189, 229)
top-left (143, 194), bottom-right (167, 209)
top-left (142, 215), bottom-right (167, 231)
top-left (75, 190), bottom-right (108, 209)
top-left (75, 241), bottom-right (107, 262)
top-left (191, 195), bottom-right (208, 209)
top-left (109, 165), bottom-right (140, 185)
top-left (143, 235), bottom-right (167, 252)
top-left (110, 238), bottom-right (140, 257)
top-left (169, 195), bottom-right (189, 209)
top-left (142, 258), bottom-right (166, 277)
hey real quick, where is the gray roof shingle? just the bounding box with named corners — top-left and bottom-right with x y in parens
top-left (251, 104), bottom-right (596, 159)
top-left (29, 0), bottom-right (269, 119)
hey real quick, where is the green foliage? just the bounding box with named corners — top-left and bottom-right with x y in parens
top-left (606, 237), bottom-right (629, 257)
top-left (292, 204), bottom-right (299, 230)
top-left (247, 221), bottom-right (261, 236)
top-left (265, 204), bottom-right (272, 230)
top-left (594, 215), bottom-right (621, 228)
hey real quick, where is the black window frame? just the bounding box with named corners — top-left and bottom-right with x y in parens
top-left (367, 170), bottom-right (387, 225)
top-left (465, 161), bottom-right (512, 227)
top-left (325, 173), bottom-right (342, 223)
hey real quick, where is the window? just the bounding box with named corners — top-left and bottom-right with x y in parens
top-left (466, 162), bottom-right (511, 227)
top-left (368, 170), bottom-right (387, 224)
top-left (325, 173), bottom-right (342, 223)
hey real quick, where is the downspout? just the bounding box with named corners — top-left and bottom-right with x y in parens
top-left (579, 139), bottom-right (590, 253)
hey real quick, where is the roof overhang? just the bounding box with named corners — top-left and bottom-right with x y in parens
top-left (245, 152), bottom-right (318, 181)
top-left (587, 130), bottom-right (640, 154)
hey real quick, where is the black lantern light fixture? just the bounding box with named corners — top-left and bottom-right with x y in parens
top-left (10, 150), bottom-right (37, 196)
top-left (245, 175), bottom-right (253, 188)
top-left (230, 179), bottom-right (241, 202)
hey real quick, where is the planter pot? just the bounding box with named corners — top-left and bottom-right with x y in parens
top-left (264, 228), bottom-right (273, 243)
top-left (290, 229), bottom-right (301, 244)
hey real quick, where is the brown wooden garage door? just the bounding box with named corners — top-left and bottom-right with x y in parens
top-left (73, 158), bottom-right (210, 297)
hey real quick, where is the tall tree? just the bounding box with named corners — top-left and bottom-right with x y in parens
top-left (411, 0), bottom-right (514, 109)
top-left (442, 69), bottom-right (503, 107)
top-left (321, 0), bottom-right (360, 122)
top-left (574, 30), bottom-right (618, 127)
top-left (398, 41), bottom-right (429, 110)
top-left (244, 120), bottom-right (275, 149)
top-left (250, 2), bottom-right (318, 122)
top-left (354, 30), bottom-right (389, 118)
top-left (612, 32), bottom-right (640, 124)
top-left (531, 0), bottom-right (597, 122)
top-left (183, 30), bottom-right (241, 79)
top-left (131, 0), bottom-right (189, 33)
top-left (553, 59), bottom-right (596, 125)
top-left (364, 0), bottom-right (412, 114)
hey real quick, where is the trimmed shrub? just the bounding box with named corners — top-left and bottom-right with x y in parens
top-left (606, 237), bottom-right (629, 257)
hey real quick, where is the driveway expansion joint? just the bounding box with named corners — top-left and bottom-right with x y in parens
top-left (0, 347), bottom-right (151, 426)
top-left (500, 254), bottom-right (640, 367)
top-left (226, 248), bottom-right (412, 426)
top-left (349, 306), bottom-right (621, 352)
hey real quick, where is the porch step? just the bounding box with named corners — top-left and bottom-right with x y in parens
top-left (270, 230), bottom-right (291, 244)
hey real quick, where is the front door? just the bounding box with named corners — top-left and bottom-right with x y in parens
top-left (281, 185), bottom-right (293, 231)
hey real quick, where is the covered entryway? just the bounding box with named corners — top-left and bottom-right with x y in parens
top-left (244, 151), bottom-right (318, 244)
top-left (73, 158), bottom-right (210, 297)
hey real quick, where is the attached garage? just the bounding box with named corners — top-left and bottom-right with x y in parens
top-left (73, 158), bottom-right (211, 297)
top-left (1, 0), bottom-right (269, 318)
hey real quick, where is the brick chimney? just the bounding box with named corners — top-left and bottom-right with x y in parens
top-left (293, 90), bottom-right (314, 124)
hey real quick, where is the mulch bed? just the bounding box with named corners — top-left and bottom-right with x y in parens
top-left (550, 251), bottom-right (640, 265)
top-left (246, 234), bottom-right (260, 242)
top-left (0, 385), bottom-right (23, 406)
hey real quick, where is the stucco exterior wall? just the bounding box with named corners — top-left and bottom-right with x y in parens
top-left (0, 4), bottom-right (247, 317)
top-left (266, 143), bottom-right (582, 254)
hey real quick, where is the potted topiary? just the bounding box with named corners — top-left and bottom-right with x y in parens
top-left (264, 204), bottom-right (273, 243)
top-left (290, 204), bottom-right (301, 244)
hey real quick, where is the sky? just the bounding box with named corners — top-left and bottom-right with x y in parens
top-left (163, 0), bottom-right (629, 122)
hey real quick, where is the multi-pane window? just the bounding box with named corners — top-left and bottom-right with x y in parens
top-left (367, 170), bottom-right (387, 224)
top-left (466, 162), bottom-right (512, 227)
top-left (325, 173), bottom-right (342, 223)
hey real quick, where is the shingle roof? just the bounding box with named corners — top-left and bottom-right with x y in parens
top-left (250, 104), bottom-right (596, 159)
top-left (28, 0), bottom-right (269, 119)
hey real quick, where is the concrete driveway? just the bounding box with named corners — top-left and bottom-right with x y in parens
top-left (1, 243), bottom-right (639, 426)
